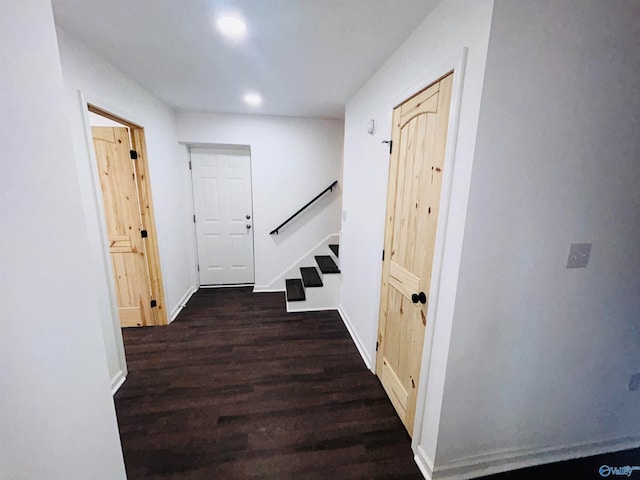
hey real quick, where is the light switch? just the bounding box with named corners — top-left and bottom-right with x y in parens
top-left (567, 243), bottom-right (592, 268)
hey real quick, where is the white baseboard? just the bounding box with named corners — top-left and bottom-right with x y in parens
top-left (337, 304), bottom-right (374, 372)
top-left (415, 445), bottom-right (434, 480)
top-left (253, 286), bottom-right (285, 293)
top-left (287, 305), bottom-right (340, 313)
top-left (432, 434), bottom-right (640, 480)
top-left (110, 370), bottom-right (126, 395)
top-left (169, 285), bottom-right (197, 323)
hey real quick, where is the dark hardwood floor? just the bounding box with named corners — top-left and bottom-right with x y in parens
top-left (116, 287), bottom-right (640, 479)
top-left (115, 287), bottom-right (422, 479)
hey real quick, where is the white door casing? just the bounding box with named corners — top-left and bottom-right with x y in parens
top-left (190, 147), bottom-right (255, 285)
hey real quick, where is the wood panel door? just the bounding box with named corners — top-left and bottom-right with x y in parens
top-left (190, 147), bottom-right (255, 285)
top-left (376, 73), bottom-right (453, 436)
top-left (92, 126), bottom-right (154, 327)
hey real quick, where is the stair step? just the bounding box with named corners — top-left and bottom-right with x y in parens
top-left (315, 255), bottom-right (340, 274)
top-left (329, 244), bottom-right (339, 257)
top-left (300, 267), bottom-right (323, 287)
top-left (285, 278), bottom-right (306, 302)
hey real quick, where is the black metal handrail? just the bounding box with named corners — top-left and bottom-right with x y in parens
top-left (270, 180), bottom-right (338, 235)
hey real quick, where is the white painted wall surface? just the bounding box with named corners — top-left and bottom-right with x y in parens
top-left (55, 29), bottom-right (197, 384)
top-left (339, 0), bottom-right (494, 469)
top-left (435, 0), bottom-right (640, 477)
top-left (0, 1), bottom-right (126, 478)
top-left (175, 112), bottom-right (344, 290)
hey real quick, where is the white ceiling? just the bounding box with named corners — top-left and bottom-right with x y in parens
top-left (52, 0), bottom-right (440, 119)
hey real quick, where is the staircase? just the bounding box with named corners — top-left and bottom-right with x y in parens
top-left (285, 243), bottom-right (340, 312)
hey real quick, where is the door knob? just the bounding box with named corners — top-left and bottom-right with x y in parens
top-left (246, 215), bottom-right (251, 220)
top-left (246, 224), bottom-right (252, 229)
top-left (411, 292), bottom-right (427, 304)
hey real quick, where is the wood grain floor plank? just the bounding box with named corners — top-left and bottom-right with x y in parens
top-left (115, 287), bottom-right (640, 479)
top-left (115, 287), bottom-right (421, 479)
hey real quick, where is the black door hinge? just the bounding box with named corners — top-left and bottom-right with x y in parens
top-left (197, 264), bottom-right (200, 272)
top-left (382, 249), bottom-right (385, 261)
top-left (141, 230), bottom-right (148, 238)
top-left (188, 160), bottom-right (192, 170)
top-left (193, 214), bottom-right (196, 223)
top-left (130, 150), bottom-right (138, 159)
top-left (376, 341), bottom-right (379, 352)
top-left (382, 140), bottom-right (392, 154)
top-left (150, 299), bottom-right (157, 308)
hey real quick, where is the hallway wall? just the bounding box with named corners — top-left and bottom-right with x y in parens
top-left (0, 1), bottom-right (126, 478)
top-left (176, 111), bottom-right (344, 291)
top-left (56, 29), bottom-right (197, 385)
top-left (339, 0), bottom-right (494, 472)
top-left (435, 1), bottom-right (640, 477)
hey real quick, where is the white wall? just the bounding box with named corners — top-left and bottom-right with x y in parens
top-left (175, 112), bottom-right (344, 290)
top-left (0, 1), bottom-right (126, 478)
top-left (339, 0), bottom-right (494, 470)
top-left (55, 29), bottom-right (197, 385)
top-left (434, 0), bottom-right (640, 477)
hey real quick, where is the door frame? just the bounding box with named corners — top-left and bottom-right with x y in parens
top-left (185, 143), bottom-right (256, 289)
top-left (78, 90), bottom-right (168, 338)
top-left (83, 101), bottom-right (167, 327)
top-left (376, 48), bottom-right (468, 467)
top-left (88, 106), bottom-right (167, 326)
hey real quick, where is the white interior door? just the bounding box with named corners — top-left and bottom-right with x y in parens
top-left (190, 147), bottom-right (255, 285)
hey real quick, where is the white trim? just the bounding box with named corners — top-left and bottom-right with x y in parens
top-left (180, 141), bottom-right (251, 150)
top-left (415, 445), bottom-right (435, 480)
top-left (338, 304), bottom-right (374, 372)
top-left (199, 284), bottom-right (254, 289)
top-left (372, 48), bottom-right (469, 462)
top-left (78, 90), bottom-right (128, 383)
top-left (253, 286), bottom-right (285, 293)
top-left (411, 48), bottom-right (468, 459)
top-left (82, 90), bottom-right (146, 127)
top-left (110, 370), bottom-right (126, 395)
top-left (432, 434), bottom-right (640, 480)
top-left (179, 142), bottom-right (201, 291)
top-left (169, 285), bottom-right (198, 322)
top-left (188, 145), bottom-right (256, 287)
top-left (287, 305), bottom-right (339, 313)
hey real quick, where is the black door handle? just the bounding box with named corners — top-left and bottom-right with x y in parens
top-left (411, 292), bottom-right (427, 304)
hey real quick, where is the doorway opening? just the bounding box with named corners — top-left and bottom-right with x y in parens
top-left (88, 105), bottom-right (167, 327)
top-left (189, 145), bottom-right (256, 287)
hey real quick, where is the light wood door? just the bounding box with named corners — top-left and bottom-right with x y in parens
top-left (93, 126), bottom-right (154, 327)
top-left (376, 73), bottom-right (453, 436)
top-left (190, 147), bottom-right (255, 285)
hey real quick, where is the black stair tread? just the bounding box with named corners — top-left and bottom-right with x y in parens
top-left (329, 244), bottom-right (339, 257)
top-left (300, 267), bottom-right (323, 287)
top-left (285, 279), bottom-right (306, 302)
top-left (315, 255), bottom-right (340, 274)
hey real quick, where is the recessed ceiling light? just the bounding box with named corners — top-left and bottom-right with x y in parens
top-left (244, 93), bottom-right (262, 107)
top-left (216, 14), bottom-right (246, 40)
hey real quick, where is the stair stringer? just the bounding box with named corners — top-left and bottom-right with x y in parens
top-left (253, 233), bottom-right (340, 293)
